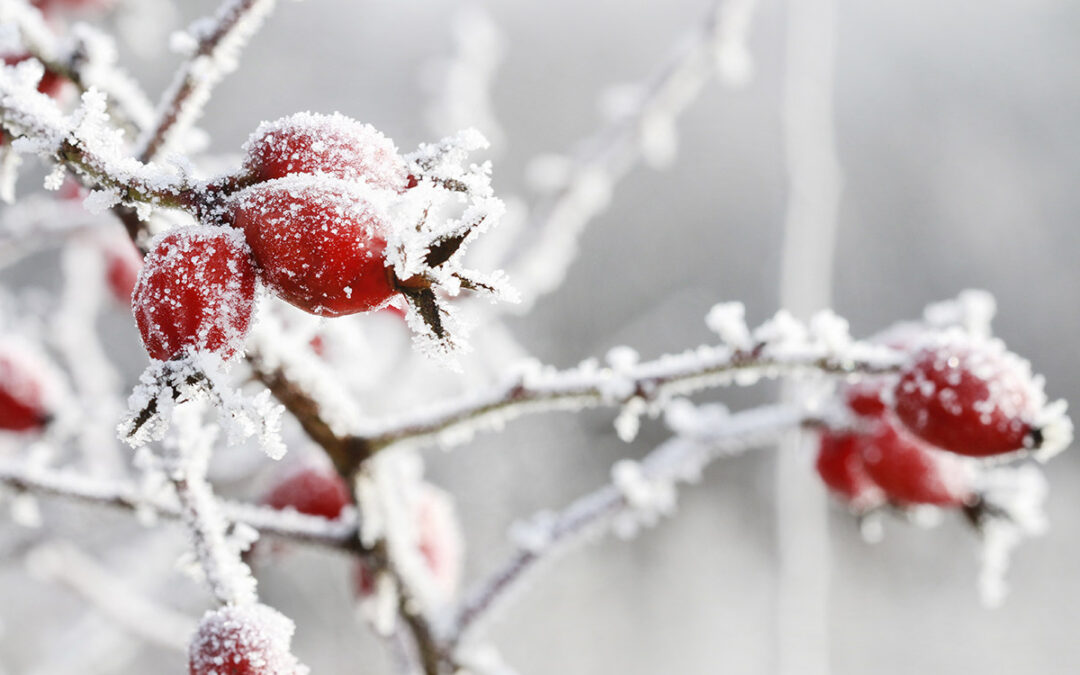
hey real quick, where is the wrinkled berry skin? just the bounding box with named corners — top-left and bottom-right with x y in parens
top-left (244, 112), bottom-right (407, 192)
top-left (893, 334), bottom-right (1038, 458)
top-left (858, 417), bottom-right (974, 507)
top-left (188, 604), bottom-right (307, 675)
top-left (815, 430), bottom-right (885, 512)
top-left (263, 466), bottom-right (350, 520)
top-left (132, 228), bottom-right (257, 361)
top-left (232, 178), bottom-right (397, 317)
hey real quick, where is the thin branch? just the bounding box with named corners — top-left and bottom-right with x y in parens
top-left (503, 0), bottom-right (760, 309)
top-left (135, 0), bottom-right (277, 162)
top-left (448, 404), bottom-right (811, 645)
top-left (0, 2), bottom-right (155, 133)
top-left (0, 459), bottom-right (359, 551)
top-left (350, 337), bottom-right (902, 455)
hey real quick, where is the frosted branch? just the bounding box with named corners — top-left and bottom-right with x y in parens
top-left (448, 403), bottom-right (810, 644)
top-left (0, 2), bottom-right (155, 132)
top-left (0, 64), bottom-right (191, 206)
top-left (352, 310), bottom-right (902, 454)
top-left (504, 0), bottom-right (760, 309)
top-left (136, 0), bottom-right (277, 161)
top-left (0, 458), bottom-right (358, 550)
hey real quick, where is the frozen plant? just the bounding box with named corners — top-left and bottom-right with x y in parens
top-left (0, 1), bottom-right (1072, 674)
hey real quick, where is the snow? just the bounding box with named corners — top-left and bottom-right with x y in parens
top-left (189, 603), bottom-right (308, 675)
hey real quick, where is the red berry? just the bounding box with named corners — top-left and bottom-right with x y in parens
top-left (102, 236), bottom-right (143, 304)
top-left (858, 416), bottom-right (974, 507)
top-left (232, 178), bottom-right (397, 317)
top-left (132, 228), bottom-right (257, 361)
top-left (244, 113), bottom-right (407, 192)
top-left (815, 430), bottom-right (885, 512)
top-left (263, 466), bottom-right (350, 521)
top-left (188, 604), bottom-right (307, 675)
top-left (893, 332), bottom-right (1042, 457)
top-left (0, 348), bottom-right (50, 432)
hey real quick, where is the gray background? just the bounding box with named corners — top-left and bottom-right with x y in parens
top-left (3, 0), bottom-right (1080, 673)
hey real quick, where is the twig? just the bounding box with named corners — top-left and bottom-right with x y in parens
top-left (0, 2), bottom-right (155, 132)
top-left (503, 0), bottom-right (760, 309)
top-left (351, 337), bottom-right (902, 454)
top-left (448, 404), bottom-right (810, 645)
top-left (0, 458), bottom-right (359, 550)
top-left (135, 0), bottom-right (277, 162)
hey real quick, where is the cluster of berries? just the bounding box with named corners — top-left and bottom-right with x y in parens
top-left (133, 113), bottom-right (426, 363)
top-left (816, 327), bottom-right (1062, 512)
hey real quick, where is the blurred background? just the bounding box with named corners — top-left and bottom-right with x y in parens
top-left (2, 0), bottom-right (1080, 673)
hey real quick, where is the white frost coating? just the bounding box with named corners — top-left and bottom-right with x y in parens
top-left (156, 401), bottom-right (259, 606)
top-left (971, 464), bottom-right (1049, 607)
top-left (355, 451), bottom-right (463, 614)
top-left (136, 0), bottom-right (278, 160)
top-left (923, 289), bottom-right (996, 338)
top-left (0, 457), bottom-right (358, 548)
top-left (451, 403), bottom-right (806, 641)
top-left (0, 146), bottom-right (20, 204)
top-left (502, 0), bottom-right (761, 311)
top-left (354, 307), bottom-right (905, 454)
top-left (706, 301), bottom-right (752, 348)
top-left (120, 352), bottom-right (286, 460)
top-left (423, 6), bottom-right (505, 148)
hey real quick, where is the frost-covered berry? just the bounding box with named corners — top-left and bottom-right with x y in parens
top-left (0, 348), bottom-right (51, 432)
top-left (859, 417), bottom-right (974, 507)
top-left (815, 431), bottom-right (885, 512)
top-left (244, 113), bottom-right (407, 192)
top-left (232, 177), bottom-right (397, 317)
top-left (263, 466), bottom-right (350, 520)
top-left (893, 332), bottom-right (1044, 458)
top-left (188, 604), bottom-right (308, 675)
top-left (101, 236), bottom-right (143, 304)
top-left (132, 228), bottom-right (257, 361)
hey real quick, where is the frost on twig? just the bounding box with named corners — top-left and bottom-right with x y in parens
top-left (0, 62), bottom-right (190, 206)
top-left (149, 401), bottom-right (258, 606)
top-left (450, 403), bottom-right (808, 643)
top-left (423, 7), bottom-right (505, 148)
top-left (0, 457), bottom-right (359, 549)
top-left (353, 305), bottom-right (902, 455)
top-left (119, 352), bottom-right (285, 460)
top-left (967, 464), bottom-right (1050, 608)
top-left (0, 0), bottom-right (155, 133)
top-left (394, 128), bottom-right (517, 361)
top-left (505, 0), bottom-right (761, 309)
top-left (137, 0), bottom-right (278, 161)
